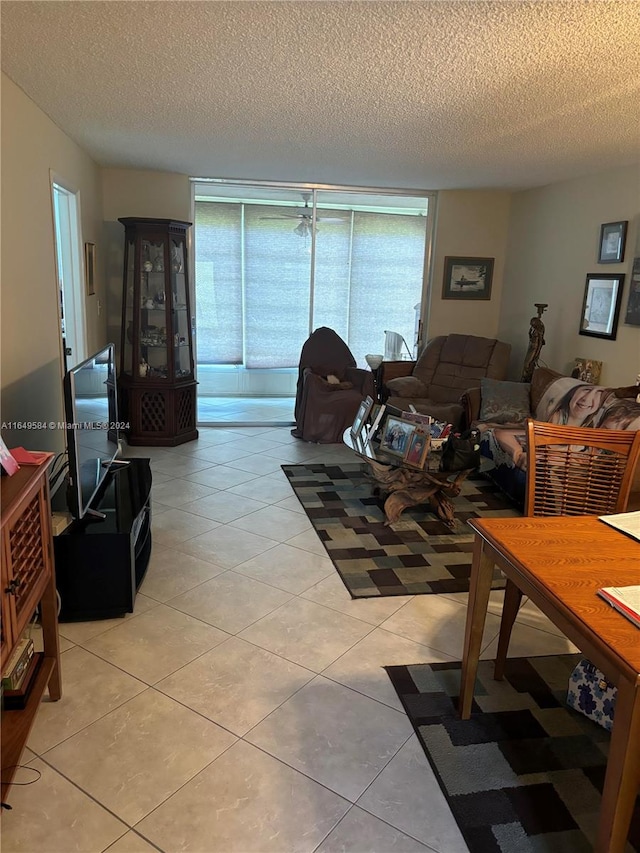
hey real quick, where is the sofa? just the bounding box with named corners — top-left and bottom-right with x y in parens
top-left (461, 367), bottom-right (640, 510)
top-left (382, 334), bottom-right (511, 428)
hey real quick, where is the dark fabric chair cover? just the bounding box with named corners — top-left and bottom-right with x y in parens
top-left (291, 327), bottom-right (375, 443)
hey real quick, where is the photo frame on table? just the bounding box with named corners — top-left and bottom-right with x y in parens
top-left (350, 395), bottom-right (374, 440)
top-left (0, 436), bottom-right (19, 476)
top-left (624, 256), bottom-right (640, 327)
top-left (579, 273), bottom-right (624, 340)
top-left (84, 242), bottom-right (96, 296)
top-left (571, 358), bottom-right (602, 385)
top-left (404, 429), bottom-right (430, 469)
top-left (442, 257), bottom-right (494, 300)
top-left (379, 416), bottom-right (415, 458)
top-left (598, 221), bottom-right (627, 264)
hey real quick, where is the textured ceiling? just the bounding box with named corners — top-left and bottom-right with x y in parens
top-left (2, 1), bottom-right (640, 190)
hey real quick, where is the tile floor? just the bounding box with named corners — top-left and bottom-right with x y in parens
top-left (197, 396), bottom-right (294, 426)
top-left (2, 426), bottom-right (579, 853)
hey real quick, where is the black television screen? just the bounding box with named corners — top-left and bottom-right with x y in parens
top-left (63, 343), bottom-right (120, 519)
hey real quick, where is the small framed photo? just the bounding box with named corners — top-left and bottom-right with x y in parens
top-left (84, 242), bottom-right (96, 296)
top-left (571, 358), bottom-right (602, 385)
top-left (380, 416), bottom-right (415, 458)
top-left (442, 257), bottom-right (494, 300)
top-left (0, 436), bottom-right (19, 476)
top-left (350, 395), bottom-right (374, 440)
top-left (404, 429), bottom-right (430, 469)
top-left (598, 221), bottom-right (627, 264)
top-left (579, 273), bottom-right (625, 340)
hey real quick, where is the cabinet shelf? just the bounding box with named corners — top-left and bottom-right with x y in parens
top-left (119, 217), bottom-right (198, 446)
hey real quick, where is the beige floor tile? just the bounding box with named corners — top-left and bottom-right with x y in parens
top-left (481, 620), bottom-right (580, 659)
top-left (357, 737), bottom-right (469, 852)
top-left (380, 593), bottom-right (502, 659)
top-left (103, 832), bottom-right (159, 853)
top-left (301, 572), bottom-right (413, 625)
top-left (285, 527), bottom-right (331, 556)
top-left (0, 758), bottom-right (127, 853)
top-left (44, 690), bottom-right (236, 826)
top-left (168, 571), bottom-right (292, 633)
top-left (220, 435), bottom-right (284, 454)
top-left (181, 442), bottom-right (254, 464)
top-left (57, 593), bottom-right (159, 645)
top-left (183, 464), bottom-right (260, 489)
top-left (157, 636), bottom-right (314, 735)
top-left (182, 490), bottom-right (268, 522)
top-left (226, 474), bottom-right (297, 503)
top-left (175, 524), bottom-right (279, 569)
top-left (322, 627), bottom-right (457, 711)
top-left (151, 455), bottom-right (215, 478)
top-left (239, 597), bottom-right (373, 671)
top-left (226, 454), bottom-right (288, 475)
top-left (135, 740), bottom-right (349, 853)
top-left (27, 647), bottom-right (146, 754)
top-left (229, 504), bottom-right (311, 541)
top-left (140, 546), bottom-right (227, 602)
top-left (233, 542), bottom-right (334, 594)
top-left (246, 675), bottom-right (412, 801)
top-left (149, 478), bottom-right (217, 509)
top-left (275, 494), bottom-right (307, 513)
top-left (151, 506), bottom-right (221, 547)
top-left (83, 604), bottom-right (228, 683)
top-left (315, 806), bottom-right (433, 852)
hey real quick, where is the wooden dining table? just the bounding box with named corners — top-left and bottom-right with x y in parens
top-left (459, 515), bottom-right (640, 853)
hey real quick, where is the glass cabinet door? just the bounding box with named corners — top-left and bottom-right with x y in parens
top-left (123, 236), bottom-right (135, 376)
top-left (169, 236), bottom-right (193, 379)
top-left (139, 237), bottom-right (169, 379)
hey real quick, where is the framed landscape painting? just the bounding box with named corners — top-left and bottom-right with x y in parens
top-left (442, 257), bottom-right (494, 300)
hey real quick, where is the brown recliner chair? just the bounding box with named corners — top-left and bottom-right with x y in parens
top-left (383, 334), bottom-right (511, 427)
top-left (291, 327), bottom-right (375, 443)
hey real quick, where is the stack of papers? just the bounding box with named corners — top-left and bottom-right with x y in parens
top-left (597, 586), bottom-right (640, 629)
top-left (599, 511), bottom-right (640, 542)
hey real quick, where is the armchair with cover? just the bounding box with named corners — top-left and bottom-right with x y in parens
top-left (382, 333), bottom-right (511, 428)
top-left (291, 327), bottom-right (375, 444)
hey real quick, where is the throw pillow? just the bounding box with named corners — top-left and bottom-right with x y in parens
top-left (480, 378), bottom-right (531, 425)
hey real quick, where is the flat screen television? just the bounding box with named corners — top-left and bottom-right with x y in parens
top-left (63, 343), bottom-right (121, 520)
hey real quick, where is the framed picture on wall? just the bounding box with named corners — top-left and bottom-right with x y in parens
top-left (579, 273), bottom-right (624, 340)
top-left (624, 257), bottom-right (640, 327)
top-left (442, 257), bottom-right (494, 300)
top-left (598, 221), bottom-right (627, 264)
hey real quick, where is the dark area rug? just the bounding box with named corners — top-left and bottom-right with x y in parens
top-left (385, 654), bottom-right (639, 853)
top-left (282, 462), bottom-right (519, 598)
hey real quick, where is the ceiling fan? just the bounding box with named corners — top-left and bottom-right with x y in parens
top-left (259, 192), bottom-right (345, 237)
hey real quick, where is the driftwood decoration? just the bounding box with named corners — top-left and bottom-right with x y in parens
top-left (363, 459), bottom-right (472, 526)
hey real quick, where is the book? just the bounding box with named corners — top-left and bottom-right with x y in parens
top-left (599, 510), bottom-right (640, 542)
top-left (9, 447), bottom-right (50, 466)
top-left (597, 585), bottom-right (640, 629)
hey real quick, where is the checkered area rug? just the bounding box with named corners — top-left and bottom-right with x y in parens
top-left (386, 655), bottom-right (640, 852)
top-left (282, 462), bottom-right (519, 598)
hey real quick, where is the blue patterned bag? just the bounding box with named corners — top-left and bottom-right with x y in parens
top-left (566, 659), bottom-right (617, 731)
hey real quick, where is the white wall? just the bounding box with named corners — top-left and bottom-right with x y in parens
top-left (1, 74), bottom-right (105, 451)
top-left (499, 165), bottom-right (640, 386)
top-left (426, 190), bottom-right (512, 343)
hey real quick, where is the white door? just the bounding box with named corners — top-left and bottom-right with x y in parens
top-left (52, 180), bottom-right (86, 371)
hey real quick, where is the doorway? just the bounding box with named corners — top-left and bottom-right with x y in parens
top-left (51, 179), bottom-right (86, 373)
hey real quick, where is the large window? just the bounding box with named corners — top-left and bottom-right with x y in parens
top-left (194, 186), bottom-right (430, 369)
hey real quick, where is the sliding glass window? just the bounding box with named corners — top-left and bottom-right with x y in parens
top-left (194, 185), bottom-right (432, 371)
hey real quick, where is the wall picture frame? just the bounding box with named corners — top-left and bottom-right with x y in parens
top-left (624, 256), bottom-right (640, 327)
top-left (379, 416), bottom-right (415, 458)
top-left (84, 242), bottom-right (96, 296)
top-left (579, 273), bottom-right (624, 341)
top-left (598, 221), bottom-right (627, 264)
top-left (442, 256), bottom-right (494, 300)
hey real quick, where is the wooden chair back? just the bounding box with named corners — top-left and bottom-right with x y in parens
top-left (524, 419), bottom-right (640, 517)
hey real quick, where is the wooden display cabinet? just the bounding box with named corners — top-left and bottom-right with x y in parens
top-left (1, 457), bottom-right (61, 801)
top-left (118, 217), bottom-right (198, 446)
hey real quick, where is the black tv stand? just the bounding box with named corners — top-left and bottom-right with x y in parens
top-left (52, 458), bottom-right (152, 621)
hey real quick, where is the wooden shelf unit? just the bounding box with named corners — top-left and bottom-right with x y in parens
top-left (1, 457), bottom-right (61, 801)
